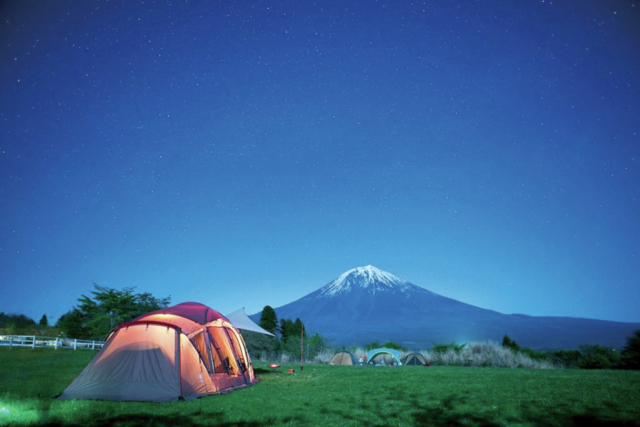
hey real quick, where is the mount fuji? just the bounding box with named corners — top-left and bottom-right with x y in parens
top-left (252, 265), bottom-right (640, 350)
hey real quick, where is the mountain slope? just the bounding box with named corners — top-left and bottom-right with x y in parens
top-left (252, 266), bottom-right (640, 350)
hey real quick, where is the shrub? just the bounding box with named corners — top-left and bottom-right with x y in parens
top-left (381, 341), bottom-right (408, 352)
top-left (431, 342), bottom-right (465, 354)
top-left (313, 348), bottom-right (336, 364)
top-left (0, 313), bottom-right (36, 334)
top-left (520, 347), bottom-right (548, 361)
top-left (549, 350), bottom-right (582, 369)
top-left (364, 341), bottom-right (381, 351)
top-left (501, 335), bottom-right (548, 362)
top-left (424, 341), bottom-right (555, 369)
top-left (243, 331), bottom-right (280, 360)
top-left (244, 330), bottom-right (330, 363)
top-left (576, 345), bottom-right (620, 369)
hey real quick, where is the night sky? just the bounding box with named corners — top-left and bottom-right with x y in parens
top-left (1, 0), bottom-right (639, 326)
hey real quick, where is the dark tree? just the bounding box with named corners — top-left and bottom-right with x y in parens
top-left (502, 334), bottom-right (521, 351)
top-left (57, 284), bottom-right (170, 340)
top-left (259, 305), bottom-right (278, 334)
top-left (620, 330), bottom-right (640, 370)
top-left (56, 309), bottom-right (90, 339)
top-left (279, 318), bottom-right (305, 344)
top-left (39, 314), bottom-right (48, 327)
top-left (279, 318), bottom-right (292, 343)
top-left (0, 312), bottom-right (36, 332)
top-left (294, 318), bottom-right (306, 338)
top-left (278, 318), bottom-right (306, 355)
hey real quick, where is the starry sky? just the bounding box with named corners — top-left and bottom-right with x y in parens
top-left (1, 0), bottom-right (639, 326)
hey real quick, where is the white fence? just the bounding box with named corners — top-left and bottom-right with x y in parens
top-left (0, 335), bottom-right (105, 350)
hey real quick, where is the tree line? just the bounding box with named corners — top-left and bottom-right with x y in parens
top-left (501, 333), bottom-right (640, 370)
top-left (0, 284), bottom-right (170, 340)
top-left (241, 305), bottom-right (329, 361)
top-left (0, 284), bottom-right (329, 361)
top-left (2, 285), bottom-right (638, 369)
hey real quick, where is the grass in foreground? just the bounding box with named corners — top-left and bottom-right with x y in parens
top-left (1, 348), bottom-right (639, 426)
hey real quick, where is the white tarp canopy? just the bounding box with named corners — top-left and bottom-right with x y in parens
top-left (226, 308), bottom-right (275, 337)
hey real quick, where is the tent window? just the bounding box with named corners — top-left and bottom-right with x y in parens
top-left (206, 329), bottom-right (227, 374)
top-left (191, 332), bottom-right (213, 373)
top-left (208, 326), bottom-right (241, 375)
top-left (225, 329), bottom-right (248, 373)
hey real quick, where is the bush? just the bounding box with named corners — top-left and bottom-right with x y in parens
top-left (431, 342), bottom-right (465, 354)
top-left (381, 341), bottom-right (408, 352)
top-left (243, 331), bottom-right (280, 360)
top-left (364, 341), bottom-right (381, 351)
top-left (549, 350), bottom-right (582, 369)
top-left (313, 348), bottom-right (336, 364)
top-left (501, 334), bottom-right (547, 362)
top-left (362, 341), bottom-right (407, 352)
top-left (424, 341), bottom-right (555, 369)
top-left (305, 333), bottom-right (330, 360)
top-left (0, 313), bottom-right (36, 334)
top-left (243, 329), bottom-right (330, 363)
top-left (520, 347), bottom-right (548, 361)
top-left (576, 345), bottom-right (620, 369)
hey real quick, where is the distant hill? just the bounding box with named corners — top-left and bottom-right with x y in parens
top-left (251, 265), bottom-right (640, 350)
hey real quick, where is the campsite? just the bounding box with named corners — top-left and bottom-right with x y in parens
top-left (2, 284), bottom-right (640, 425)
top-left (2, 292), bottom-right (640, 425)
top-left (1, 347), bottom-right (640, 426)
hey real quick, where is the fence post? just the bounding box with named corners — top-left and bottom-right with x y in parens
top-left (9, 336), bottom-right (13, 349)
top-left (55, 338), bottom-right (59, 350)
top-left (73, 339), bottom-right (77, 350)
top-left (31, 336), bottom-right (36, 349)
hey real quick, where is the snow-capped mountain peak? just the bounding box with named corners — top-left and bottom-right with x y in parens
top-left (251, 266), bottom-right (640, 351)
top-left (318, 265), bottom-right (411, 297)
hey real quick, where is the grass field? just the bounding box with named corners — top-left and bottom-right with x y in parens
top-left (1, 348), bottom-right (639, 426)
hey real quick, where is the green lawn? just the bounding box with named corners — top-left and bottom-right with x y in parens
top-left (1, 348), bottom-right (639, 426)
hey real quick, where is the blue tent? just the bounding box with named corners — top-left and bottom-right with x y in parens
top-left (366, 348), bottom-right (402, 366)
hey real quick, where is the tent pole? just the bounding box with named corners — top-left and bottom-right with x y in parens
top-left (175, 327), bottom-right (182, 399)
top-left (300, 325), bottom-right (304, 372)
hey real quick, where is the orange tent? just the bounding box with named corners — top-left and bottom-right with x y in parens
top-left (58, 302), bottom-right (258, 402)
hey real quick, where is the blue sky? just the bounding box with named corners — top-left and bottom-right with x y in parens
top-left (1, 0), bottom-right (639, 325)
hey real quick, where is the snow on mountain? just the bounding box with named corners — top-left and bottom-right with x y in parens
top-left (317, 265), bottom-right (428, 297)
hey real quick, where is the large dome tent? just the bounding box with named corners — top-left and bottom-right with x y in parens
top-left (58, 302), bottom-right (258, 402)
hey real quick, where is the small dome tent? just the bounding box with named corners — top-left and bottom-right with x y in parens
top-left (58, 302), bottom-right (258, 402)
top-left (366, 348), bottom-right (402, 366)
top-left (403, 352), bottom-right (427, 366)
top-left (330, 351), bottom-right (358, 365)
